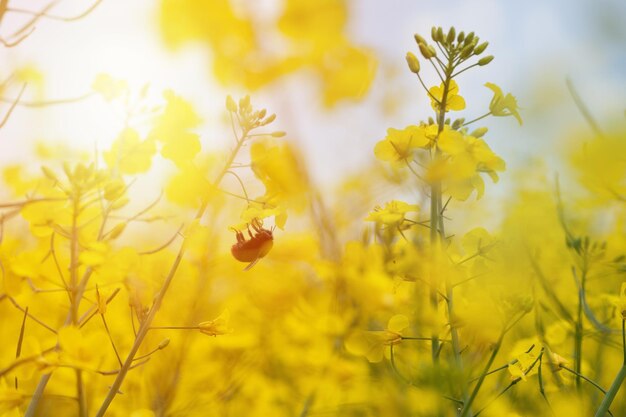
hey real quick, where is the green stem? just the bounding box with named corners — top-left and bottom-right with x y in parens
top-left (462, 112), bottom-right (492, 127)
top-left (69, 192), bottom-right (87, 417)
top-left (594, 320), bottom-right (626, 417)
top-left (594, 365), bottom-right (626, 417)
top-left (561, 365), bottom-right (607, 394)
top-left (574, 264), bottom-right (587, 392)
top-left (430, 180), bottom-right (440, 363)
top-left (460, 333), bottom-right (504, 417)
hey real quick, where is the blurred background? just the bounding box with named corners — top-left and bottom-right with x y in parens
top-left (0, 0), bottom-right (625, 201)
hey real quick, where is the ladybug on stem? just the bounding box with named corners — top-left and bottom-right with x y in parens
top-left (231, 218), bottom-right (274, 270)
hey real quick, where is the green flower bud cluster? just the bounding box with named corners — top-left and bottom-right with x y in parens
top-left (408, 26), bottom-right (494, 73)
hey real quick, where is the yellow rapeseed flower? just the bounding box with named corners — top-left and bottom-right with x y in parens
top-left (485, 82), bottom-right (522, 125)
top-left (374, 125), bottom-right (429, 165)
top-left (345, 315), bottom-right (410, 363)
top-left (429, 79), bottom-right (466, 112)
top-left (366, 200), bottom-right (419, 226)
top-left (199, 310), bottom-right (233, 337)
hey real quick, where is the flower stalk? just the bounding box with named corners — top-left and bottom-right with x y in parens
top-left (94, 121), bottom-right (251, 417)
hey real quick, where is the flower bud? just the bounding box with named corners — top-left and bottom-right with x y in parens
top-left (464, 32), bottom-right (475, 45)
top-left (436, 27), bottom-right (444, 42)
top-left (239, 95), bottom-right (250, 111)
top-left (264, 114), bottom-right (276, 125)
top-left (457, 31), bottom-right (465, 43)
top-left (474, 42), bottom-right (489, 55)
top-left (419, 43), bottom-right (433, 59)
top-left (271, 131), bottom-right (286, 138)
top-left (414, 33), bottom-right (426, 46)
top-left (446, 27), bottom-right (456, 44)
top-left (41, 166), bottom-right (58, 182)
top-left (459, 44), bottom-right (474, 59)
top-left (406, 52), bottom-right (420, 73)
top-left (158, 339), bottom-right (170, 349)
top-left (107, 223), bottom-right (126, 240)
top-left (225, 95), bottom-right (237, 112)
top-left (478, 55), bottom-right (494, 66)
top-left (63, 162), bottom-right (73, 180)
top-left (470, 127), bottom-right (488, 137)
top-left (431, 26), bottom-right (438, 41)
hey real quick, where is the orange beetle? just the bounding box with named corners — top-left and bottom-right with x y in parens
top-left (231, 218), bottom-right (274, 270)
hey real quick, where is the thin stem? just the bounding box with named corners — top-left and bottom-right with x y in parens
top-left (94, 128), bottom-right (251, 417)
top-left (7, 0), bottom-right (103, 22)
top-left (0, 91), bottom-right (94, 107)
top-left (574, 263), bottom-right (588, 392)
top-left (452, 63), bottom-right (480, 78)
top-left (561, 365), bottom-right (607, 394)
top-left (415, 73), bottom-right (441, 104)
top-left (593, 320), bottom-right (626, 417)
top-left (7, 297), bottom-right (57, 334)
top-left (101, 314), bottom-right (123, 367)
top-left (460, 333), bottom-right (504, 417)
top-left (462, 112), bottom-right (491, 127)
top-left (474, 349), bottom-right (544, 417)
top-left (0, 83), bottom-right (26, 128)
top-left (566, 77), bottom-right (605, 138)
top-left (429, 58), bottom-right (444, 82)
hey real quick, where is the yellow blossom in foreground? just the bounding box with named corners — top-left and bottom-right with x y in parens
top-left (508, 351), bottom-right (539, 381)
top-left (0, 379), bottom-right (24, 417)
top-left (104, 128), bottom-right (156, 175)
top-left (58, 326), bottom-right (108, 370)
top-left (345, 314), bottom-right (409, 363)
top-left (485, 82), bottom-right (522, 125)
top-left (199, 310), bottom-right (233, 337)
top-left (548, 352), bottom-right (569, 372)
top-left (250, 138), bottom-right (309, 213)
top-left (429, 79), bottom-right (466, 112)
top-left (366, 200), bottom-right (419, 226)
top-left (374, 125), bottom-right (429, 165)
top-left (92, 73), bottom-right (128, 101)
